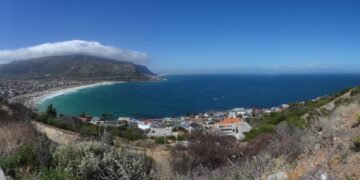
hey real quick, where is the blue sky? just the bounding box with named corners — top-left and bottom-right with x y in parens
top-left (0, 0), bottom-right (360, 74)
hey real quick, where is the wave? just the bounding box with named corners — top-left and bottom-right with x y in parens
top-left (35, 82), bottom-right (122, 105)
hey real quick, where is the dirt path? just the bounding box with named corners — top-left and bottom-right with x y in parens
top-left (147, 147), bottom-right (174, 179)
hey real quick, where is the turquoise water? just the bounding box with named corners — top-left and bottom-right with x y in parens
top-left (37, 74), bottom-right (360, 118)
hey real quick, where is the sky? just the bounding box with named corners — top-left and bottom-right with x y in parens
top-left (0, 0), bottom-right (360, 74)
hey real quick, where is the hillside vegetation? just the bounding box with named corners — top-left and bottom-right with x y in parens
top-left (1, 87), bottom-right (360, 179)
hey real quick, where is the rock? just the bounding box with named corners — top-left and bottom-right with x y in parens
top-left (351, 122), bottom-right (360, 128)
top-left (267, 172), bottom-right (288, 180)
top-left (5, 176), bottom-right (13, 180)
top-left (314, 171), bottom-right (332, 180)
top-left (315, 143), bottom-right (321, 150)
top-left (0, 167), bottom-right (5, 180)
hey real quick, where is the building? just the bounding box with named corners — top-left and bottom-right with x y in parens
top-left (206, 117), bottom-right (252, 140)
top-left (146, 127), bottom-right (173, 137)
top-left (137, 120), bottom-right (152, 130)
top-left (228, 111), bottom-right (237, 118)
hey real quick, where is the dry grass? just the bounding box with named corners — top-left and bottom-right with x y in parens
top-left (0, 121), bottom-right (36, 155)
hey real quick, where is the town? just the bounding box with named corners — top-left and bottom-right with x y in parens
top-left (0, 78), bottom-right (82, 99)
top-left (0, 77), bottom-right (292, 141)
top-left (59, 104), bottom-right (291, 141)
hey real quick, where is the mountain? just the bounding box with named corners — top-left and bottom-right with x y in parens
top-left (0, 55), bottom-right (155, 80)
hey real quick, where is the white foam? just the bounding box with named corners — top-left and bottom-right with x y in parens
top-left (34, 81), bottom-right (122, 105)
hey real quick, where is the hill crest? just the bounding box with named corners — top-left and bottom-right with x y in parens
top-left (0, 54), bottom-right (155, 80)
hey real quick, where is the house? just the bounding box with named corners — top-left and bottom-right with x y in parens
top-left (189, 122), bottom-right (203, 133)
top-left (137, 120), bottom-right (152, 130)
top-left (263, 109), bottom-right (272, 114)
top-left (118, 117), bottom-right (130, 122)
top-left (89, 117), bottom-right (101, 125)
top-left (208, 117), bottom-right (252, 140)
top-left (146, 127), bottom-right (173, 137)
top-left (235, 109), bottom-right (247, 116)
top-left (228, 111), bottom-right (237, 118)
top-left (281, 104), bottom-right (290, 109)
top-left (98, 120), bottom-right (124, 127)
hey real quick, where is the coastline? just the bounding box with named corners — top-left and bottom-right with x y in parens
top-left (10, 81), bottom-right (123, 110)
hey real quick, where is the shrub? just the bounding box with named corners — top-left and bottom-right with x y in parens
top-left (334, 97), bottom-right (353, 107)
top-left (79, 124), bottom-right (99, 137)
top-left (171, 131), bottom-right (243, 174)
top-left (0, 121), bottom-right (36, 155)
top-left (154, 137), bottom-right (166, 144)
top-left (172, 127), bottom-right (186, 132)
top-left (352, 136), bottom-right (360, 152)
top-left (53, 141), bottom-right (154, 179)
top-left (36, 114), bottom-right (76, 132)
top-left (319, 108), bottom-right (332, 117)
top-left (244, 124), bottom-right (275, 141)
top-left (0, 145), bottom-right (36, 177)
top-left (242, 133), bottom-right (273, 157)
top-left (177, 135), bottom-right (186, 141)
top-left (167, 135), bottom-right (176, 141)
top-left (119, 128), bottom-right (144, 141)
top-left (33, 134), bottom-right (54, 167)
top-left (46, 104), bottom-right (57, 117)
top-left (37, 168), bottom-right (78, 180)
top-left (350, 87), bottom-right (360, 96)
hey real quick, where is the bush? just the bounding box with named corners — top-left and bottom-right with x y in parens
top-left (53, 141), bottom-right (154, 179)
top-left (352, 136), bottom-right (360, 152)
top-left (36, 114), bottom-right (76, 132)
top-left (37, 168), bottom-right (78, 180)
top-left (244, 124), bottom-right (275, 141)
top-left (154, 137), bottom-right (166, 144)
top-left (172, 127), bottom-right (186, 132)
top-left (334, 97), bottom-right (353, 107)
top-left (171, 131), bottom-right (243, 174)
top-left (46, 104), bottom-right (57, 117)
top-left (33, 134), bottom-right (54, 167)
top-left (0, 121), bottom-right (36, 155)
top-left (177, 135), bottom-right (187, 141)
top-left (0, 145), bottom-right (36, 177)
top-left (319, 108), bottom-right (332, 117)
top-left (350, 87), bottom-right (360, 96)
top-left (119, 128), bottom-right (144, 141)
top-left (79, 124), bottom-right (99, 137)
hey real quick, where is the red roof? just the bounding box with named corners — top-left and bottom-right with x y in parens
top-left (215, 117), bottom-right (241, 125)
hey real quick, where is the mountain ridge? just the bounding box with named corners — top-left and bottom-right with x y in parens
top-left (0, 54), bottom-right (155, 80)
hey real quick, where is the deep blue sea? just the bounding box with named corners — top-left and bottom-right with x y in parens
top-left (37, 74), bottom-right (360, 118)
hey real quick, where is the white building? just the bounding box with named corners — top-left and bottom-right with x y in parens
top-left (206, 117), bottom-right (252, 140)
top-left (137, 120), bottom-right (152, 130)
top-left (118, 117), bottom-right (130, 122)
top-left (147, 127), bottom-right (173, 137)
top-left (228, 111), bottom-right (237, 118)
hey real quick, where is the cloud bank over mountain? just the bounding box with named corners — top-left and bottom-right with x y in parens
top-left (0, 40), bottom-right (149, 64)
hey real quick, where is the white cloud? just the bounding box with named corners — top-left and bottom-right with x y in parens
top-left (0, 40), bottom-right (149, 64)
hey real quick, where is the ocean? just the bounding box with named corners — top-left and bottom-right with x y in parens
top-left (37, 74), bottom-right (360, 118)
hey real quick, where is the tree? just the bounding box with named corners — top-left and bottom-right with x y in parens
top-left (79, 112), bottom-right (86, 117)
top-left (46, 104), bottom-right (57, 117)
top-left (100, 113), bottom-right (113, 121)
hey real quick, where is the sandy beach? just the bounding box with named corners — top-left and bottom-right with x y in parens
top-left (9, 81), bottom-right (123, 109)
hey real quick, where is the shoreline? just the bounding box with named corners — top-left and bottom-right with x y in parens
top-left (10, 81), bottom-right (124, 109)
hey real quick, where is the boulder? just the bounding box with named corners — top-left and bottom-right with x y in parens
top-left (314, 171), bottom-right (332, 180)
top-left (267, 172), bottom-right (288, 180)
top-left (0, 167), bottom-right (5, 180)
